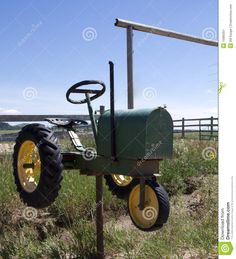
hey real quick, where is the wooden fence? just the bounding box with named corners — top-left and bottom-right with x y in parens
top-left (173, 116), bottom-right (218, 140)
top-left (0, 115), bottom-right (218, 141)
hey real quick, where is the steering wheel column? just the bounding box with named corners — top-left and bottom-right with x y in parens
top-left (66, 80), bottom-right (106, 147)
top-left (85, 92), bottom-right (99, 145)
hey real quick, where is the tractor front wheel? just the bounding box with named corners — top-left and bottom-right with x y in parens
top-left (13, 124), bottom-right (63, 209)
top-left (128, 180), bottom-right (170, 231)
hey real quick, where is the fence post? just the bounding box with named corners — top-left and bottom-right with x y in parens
top-left (181, 118), bottom-right (185, 139)
top-left (199, 119), bottom-right (201, 140)
top-left (210, 116), bottom-right (213, 139)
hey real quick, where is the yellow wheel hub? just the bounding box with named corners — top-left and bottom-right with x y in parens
top-left (17, 140), bottom-right (41, 193)
top-left (129, 184), bottom-right (159, 229)
top-left (112, 174), bottom-right (133, 186)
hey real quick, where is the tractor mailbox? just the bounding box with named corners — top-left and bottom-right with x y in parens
top-left (12, 61), bottom-right (171, 234)
top-left (97, 107), bottom-right (173, 160)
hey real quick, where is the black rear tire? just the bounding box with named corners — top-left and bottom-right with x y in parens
top-left (104, 175), bottom-right (140, 199)
top-left (13, 124), bottom-right (63, 209)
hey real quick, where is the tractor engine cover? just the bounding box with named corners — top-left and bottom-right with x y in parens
top-left (97, 107), bottom-right (173, 160)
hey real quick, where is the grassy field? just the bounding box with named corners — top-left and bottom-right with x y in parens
top-left (0, 136), bottom-right (218, 258)
top-left (174, 132), bottom-right (218, 141)
top-left (0, 129), bottom-right (19, 134)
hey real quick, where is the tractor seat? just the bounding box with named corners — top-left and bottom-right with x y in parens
top-left (45, 118), bottom-right (88, 128)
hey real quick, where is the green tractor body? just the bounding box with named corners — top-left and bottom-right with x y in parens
top-left (97, 107), bottom-right (173, 160)
top-left (13, 61), bottom-right (173, 231)
top-left (63, 108), bottom-right (173, 177)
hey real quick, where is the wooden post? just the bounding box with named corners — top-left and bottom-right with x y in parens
top-left (115, 19), bottom-right (218, 47)
top-left (181, 118), bottom-right (185, 139)
top-left (199, 119), bottom-right (201, 141)
top-left (116, 17), bottom-right (218, 110)
top-left (127, 26), bottom-right (134, 109)
top-left (96, 174), bottom-right (104, 259)
top-left (95, 105), bottom-right (105, 259)
top-left (210, 116), bottom-right (213, 139)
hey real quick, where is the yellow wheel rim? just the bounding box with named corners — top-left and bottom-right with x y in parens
top-left (112, 174), bottom-right (133, 187)
top-left (129, 184), bottom-right (159, 229)
top-left (17, 140), bottom-right (41, 193)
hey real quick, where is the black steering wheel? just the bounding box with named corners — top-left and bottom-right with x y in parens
top-left (66, 80), bottom-right (106, 104)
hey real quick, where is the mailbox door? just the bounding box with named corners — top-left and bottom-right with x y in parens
top-left (145, 108), bottom-right (173, 159)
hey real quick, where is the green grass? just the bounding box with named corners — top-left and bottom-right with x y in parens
top-left (0, 137), bottom-right (218, 258)
top-left (0, 129), bottom-right (19, 134)
top-left (105, 174), bottom-right (217, 258)
top-left (160, 139), bottom-right (217, 195)
top-left (174, 131), bottom-right (218, 141)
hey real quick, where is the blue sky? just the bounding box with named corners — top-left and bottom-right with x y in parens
top-left (0, 0), bottom-right (218, 119)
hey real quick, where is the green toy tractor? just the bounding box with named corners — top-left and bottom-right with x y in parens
top-left (13, 62), bottom-right (173, 231)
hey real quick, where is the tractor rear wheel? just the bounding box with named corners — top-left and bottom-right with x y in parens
top-left (128, 180), bottom-right (170, 231)
top-left (13, 124), bottom-right (63, 209)
top-left (104, 174), bottom-right (139, 199)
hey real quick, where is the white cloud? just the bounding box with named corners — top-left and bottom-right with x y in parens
top-left (168, 106), bottom-right (217, 119)
top-left (0, 108), bottom-right (21, 115)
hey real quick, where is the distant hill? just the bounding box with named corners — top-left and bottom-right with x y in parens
top-left (0, 122), bottom-right (13, 130)
top-left (0, 122), bottom-right (27, 131)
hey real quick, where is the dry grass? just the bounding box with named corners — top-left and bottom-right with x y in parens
top-left (0, 137), bottom-right (218, 258)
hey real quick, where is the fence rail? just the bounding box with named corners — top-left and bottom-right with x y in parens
top-left (0, 115), bottom-right (218, 141)
top-left (0, 114), bottom-right (97, 122)
top-left (174, 116), bottom-right (218, 140)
